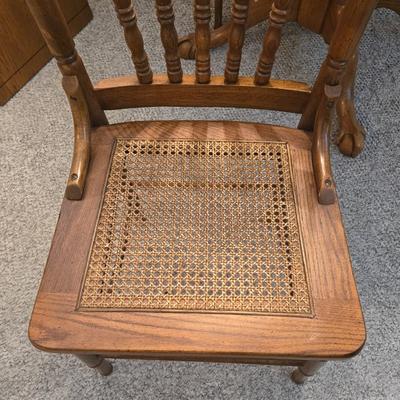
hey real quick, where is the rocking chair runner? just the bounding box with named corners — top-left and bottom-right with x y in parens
top-left (27, 0), bottom-right (374, 383)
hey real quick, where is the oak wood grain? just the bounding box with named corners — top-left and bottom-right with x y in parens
top-left (62, 76), bottom-right (91, 200)
top-left (254, 0), bottom-right (291, 85)
top-left (29, 120), bottom-right (365, 360)
top-left (299, 0), bottom-right (378, 131)
top-left (94, 74), bottom-right (311, 113)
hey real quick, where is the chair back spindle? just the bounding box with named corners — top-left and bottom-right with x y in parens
top-left (113, 0), bottom-right (153, 84)
top-left (156, 0), bottom-right (183, 83)
top-left (194, 0), bottom-right (212, 84)
top-left (254, 0), bottom-right (290, 85)
top-left (224, 0), bottom-right (250, 84)
top-left (25, 0), bottom-right (379, 204)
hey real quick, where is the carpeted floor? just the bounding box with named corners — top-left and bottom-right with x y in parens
top-left (1, 1), bottom-right (399, 399)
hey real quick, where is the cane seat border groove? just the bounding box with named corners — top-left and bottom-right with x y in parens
top-left (77, 137), bottom-right (313, 316)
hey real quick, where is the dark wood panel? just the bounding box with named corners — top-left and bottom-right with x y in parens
top-left (0, 0), bottom-right (92, 105)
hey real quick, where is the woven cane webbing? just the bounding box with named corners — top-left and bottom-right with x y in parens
top-left (79, 139), bottom-right (312, 315)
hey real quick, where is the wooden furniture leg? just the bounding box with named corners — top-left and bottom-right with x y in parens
top-left (336, 51), bottom-right (365, 157)
top-left (76, 355), bottom-right (113, 376)
top-left (291, 361), bottom-right (326, 384)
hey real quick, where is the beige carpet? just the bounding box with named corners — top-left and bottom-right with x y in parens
top-left (1, 1), bottom-right (399, 399)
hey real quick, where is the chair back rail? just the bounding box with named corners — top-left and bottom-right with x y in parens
top-left (94, 75), bottom-right (311, 112)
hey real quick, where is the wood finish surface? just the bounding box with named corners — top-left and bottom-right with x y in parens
top-left (214, 0), bottom-right (224, 28)
top-left (76, 354), bottom-right (113, 376)
top-left (299, 0), bottom-right (379, 131)
top-left (195, 0), bottom-right (212, 83)
top-left (254, 0), bottom-right (291, 85)
top-left (62, 76), bottom-right (91, 200)
top-left (156, 0), bottom-right (183, 83)
top-left (291, 360), bottom-right (326, 383)
top-left (29, 120), bottom-right (365, 360)
top-left (336, 51), bottom-right (365, 157)
top-left (94, 74), bottom-right (311, 112)
top-left (224, 0), bottom-right (249, 83)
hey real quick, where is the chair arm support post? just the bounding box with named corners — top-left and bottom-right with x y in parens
top-left (312, 82), bottom-right (341, 205)
top-left (62, 76), bottom-right (91, 200)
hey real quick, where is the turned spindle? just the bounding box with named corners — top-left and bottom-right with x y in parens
top-left (291, 361), bottom-right (326, 384)
top-left (194, 0), bottom-right (212, 83)
top-left (254, 0), bottom-right (290, 85)
top-left (224, 0), bottom-right (249, 84)
top-left (156, 0), bottom-right (183, 83)
top-left (113, 0), bottom-right (153, 84)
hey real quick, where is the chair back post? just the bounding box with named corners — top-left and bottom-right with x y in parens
top-left (26, 0), bottom-right (107, 126)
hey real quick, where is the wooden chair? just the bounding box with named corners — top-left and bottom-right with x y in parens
top-left (27, 0), bottom-right (375, 383)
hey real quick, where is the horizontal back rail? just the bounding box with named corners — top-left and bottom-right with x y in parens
top-left (94, 74), bottom-right (311, 113)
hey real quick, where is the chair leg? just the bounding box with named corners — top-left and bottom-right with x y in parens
top-left (336, 51), bottom-right (365, 157)
top-left (76, 354), bottom-right (113, 376)
top-left (291, 361), bottom-right (326, 384)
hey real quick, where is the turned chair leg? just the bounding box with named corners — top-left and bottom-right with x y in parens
top-left (336, 51), bottom-right (366, 157)
top-left (291, 361), bottom-right (326, 384)
top-left (76, 354), bottom-right (113, 376)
